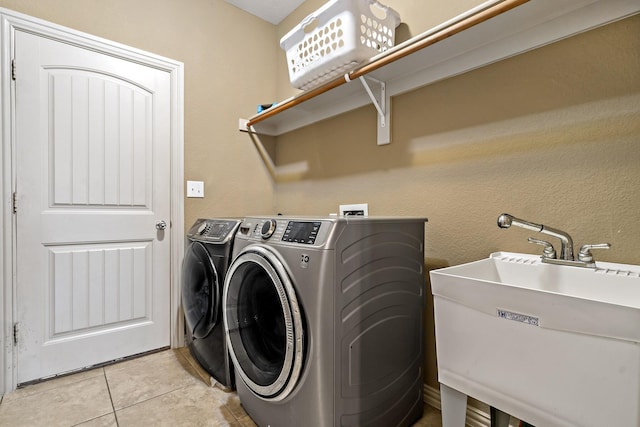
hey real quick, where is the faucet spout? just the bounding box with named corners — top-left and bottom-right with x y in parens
top-left (497, 213), bottom-right (574, 260)
top-left (497, 213), bottom-right (542, 232)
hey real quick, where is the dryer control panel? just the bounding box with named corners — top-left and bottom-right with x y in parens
top-left (281, 221), bottom-right (321, 245)
top-left (187, 219), bottom-right (241, 243)
top-left (239, 217), bottom-right (331, 247)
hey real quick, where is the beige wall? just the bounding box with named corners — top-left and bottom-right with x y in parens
top-left (274, 13), bottom-right (640, 267)
top-left (3, 0), bottom-right (638, 391)
top-left (272, 5), bottom-right (640, 267)
top-left (273, 2), bottom-right (640, 262)
top-left (271, 6), bottom-right (640, 387)
top-left (0, 0), bottom-right (279, 228)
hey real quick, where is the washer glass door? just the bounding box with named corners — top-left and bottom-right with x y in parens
top-left (182, 241), bottom-right (220, 339)
top-left (223, 246), bottom-right (304, 400)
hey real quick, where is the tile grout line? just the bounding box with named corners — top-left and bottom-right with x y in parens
top-left (104, 349), bottom-right (211, 416)
top-left (108, 382), bottom-right (199, 412)
top-left (103, 368), bottom-right (121, 427)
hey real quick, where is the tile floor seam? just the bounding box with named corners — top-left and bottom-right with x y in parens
top-left (68, 412), bottom-right (115, 427)
top-left (5, 369), bottom-right (106, 404)
top-left (103, 367), bottom-right (120, 426)
top-left (111, 382), bottom-right (196, 412)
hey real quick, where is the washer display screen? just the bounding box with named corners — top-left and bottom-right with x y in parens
top-left (282, 221), bottom-right (321, 244)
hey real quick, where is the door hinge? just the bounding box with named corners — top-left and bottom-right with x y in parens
top-left (12, 191), bottom-right (17, 213)
top-left (13, 322), bottom-right (19, 345)
top-left (11, 59), bottom-right (16, 80)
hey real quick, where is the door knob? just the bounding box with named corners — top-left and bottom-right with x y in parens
top-left (156, 220), bottom-right (167, 230)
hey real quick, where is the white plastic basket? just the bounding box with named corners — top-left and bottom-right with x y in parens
top-left (280, 0), bottom-right (400, 91)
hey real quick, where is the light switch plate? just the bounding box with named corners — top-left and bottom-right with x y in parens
top-left (187, 180), bottom-right (204, 198)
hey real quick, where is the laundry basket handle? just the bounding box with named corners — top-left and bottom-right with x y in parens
top-left (368, 0), bottom-right (400, 26)
top-left (301, 13), bottom-right (319, 34)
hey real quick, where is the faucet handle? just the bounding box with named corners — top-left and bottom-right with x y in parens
top-left (578, 243), bottom-right (611, 263)
top-left (528, 237), bottom-right (557, 259)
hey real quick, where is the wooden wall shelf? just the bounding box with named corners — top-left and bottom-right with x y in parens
top-left (241, 0), bottom-right (639, 142)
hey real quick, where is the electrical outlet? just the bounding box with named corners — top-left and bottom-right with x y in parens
top-left (187, 180), bottom-right (204, 198)
top-left (339, 203), bottom-right (368, 216)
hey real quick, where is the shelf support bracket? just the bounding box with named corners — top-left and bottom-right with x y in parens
top-left (358, 76), bottom-right (391, 145)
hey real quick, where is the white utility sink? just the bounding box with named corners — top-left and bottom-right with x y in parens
top-left (430, 252), bottom-right (640, 427)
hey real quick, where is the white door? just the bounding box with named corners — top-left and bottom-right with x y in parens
top-left (14, 29), bottom-right (171, 383)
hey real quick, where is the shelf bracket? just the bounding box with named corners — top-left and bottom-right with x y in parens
top-left (358, 76), bottom-right (391, 145)
top-left (238, 119), bottom-right (309, 179)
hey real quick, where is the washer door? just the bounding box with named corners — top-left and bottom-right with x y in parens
top-left (182, 241), bottom-right (220, 339)
top-left (223, 245), bottom-right (304, 401)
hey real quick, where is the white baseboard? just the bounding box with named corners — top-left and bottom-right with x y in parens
top-left (423, 384), bottom-right (519, 427)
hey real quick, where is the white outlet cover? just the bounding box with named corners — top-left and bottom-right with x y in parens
top-left (339, 203), bottom-right (368, 216)
top-left (187, 180), bottom-right (204, 198)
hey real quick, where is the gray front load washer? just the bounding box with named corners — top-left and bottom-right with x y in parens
top-left (222, 215), bottom-right (426, 426)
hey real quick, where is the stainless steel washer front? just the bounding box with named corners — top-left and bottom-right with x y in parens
top-left (223, 215), bottom-right (427, 427)
top-left (223, 244), bottom-right (304, 400)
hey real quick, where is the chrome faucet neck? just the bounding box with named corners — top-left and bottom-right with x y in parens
top-left (497, 213), bottom-right (574, 260)
top-left (538, 224), bottom-right (573, 260)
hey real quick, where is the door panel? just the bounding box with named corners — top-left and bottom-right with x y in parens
top-left (48, 70), bottom-right (152, 208)
top-left (15, 29), bottom-right (171, 383)
top-left (223, 246), bottom-right (305, 401)
top-left (48, 243), bottom-right (151, 335)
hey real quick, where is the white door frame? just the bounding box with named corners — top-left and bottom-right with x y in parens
top-left (0, 8), bottom-right (184, 394)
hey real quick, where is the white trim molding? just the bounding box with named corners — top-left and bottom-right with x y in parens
top-left (0, 7), bottom-right (184, 395)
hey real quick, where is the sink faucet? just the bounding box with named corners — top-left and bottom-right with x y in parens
top-left (497, 213), bottom-right (574, 260)
top-left (497, 213), bottom-right (612, 267)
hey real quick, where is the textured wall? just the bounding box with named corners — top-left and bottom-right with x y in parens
top-left (274, 15), bottom-right (640, 266)
top-left (4, 0), bottom-right (638, 393)
top-left (272, 10), bottom-right (640, 387)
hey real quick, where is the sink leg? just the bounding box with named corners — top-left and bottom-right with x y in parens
top-left (490, 406), bottom-right (511, 427)
top-left (440, 384), bottom-right (467, 427)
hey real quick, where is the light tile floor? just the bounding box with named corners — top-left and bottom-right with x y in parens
top-left (0, 348), bottom-right (443, 426)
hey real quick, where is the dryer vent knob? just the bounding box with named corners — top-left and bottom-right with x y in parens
top-left (261, 219), bottom-right (277, 239)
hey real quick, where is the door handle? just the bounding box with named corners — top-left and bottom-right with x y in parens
top-left (156, 220), bottom-right (167, 230)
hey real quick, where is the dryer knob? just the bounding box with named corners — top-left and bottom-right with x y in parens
top-left (261, 219), bottom-right (277, 239)
top-left (197, 222), bottom-right (208, 235)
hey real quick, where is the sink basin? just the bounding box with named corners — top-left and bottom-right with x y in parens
top-left (430, 252), bottom-right (640, 427)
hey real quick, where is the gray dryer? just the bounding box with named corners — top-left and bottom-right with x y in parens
top-left (182, 218), bottom-right (240, 390)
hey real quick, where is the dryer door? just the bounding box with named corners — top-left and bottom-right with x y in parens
top-left (223, 245), bottom-right (304, 401)
top-left (182, 241), bottom-right (220, 339)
